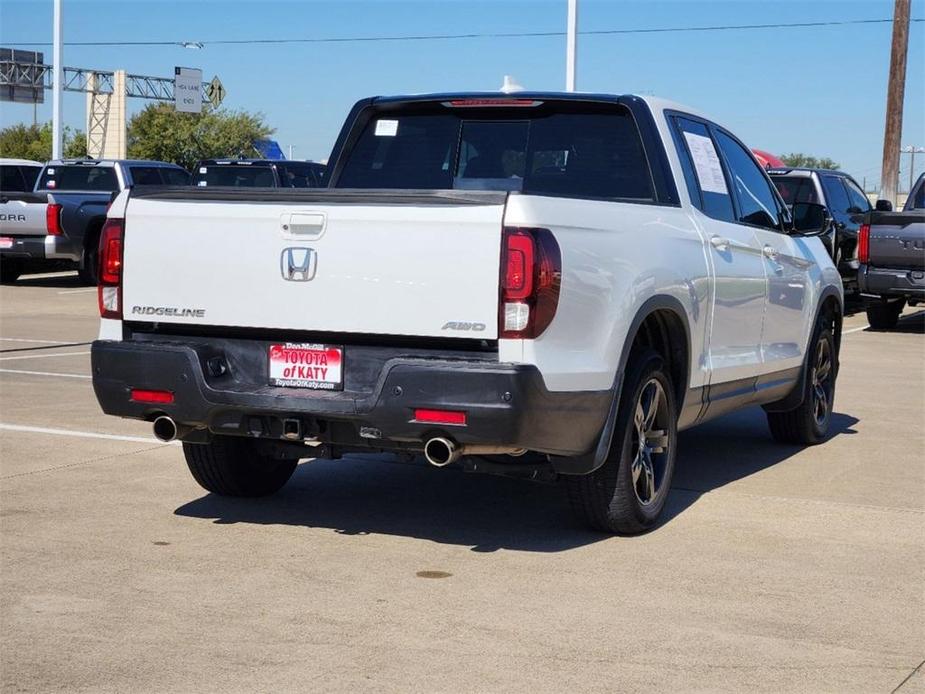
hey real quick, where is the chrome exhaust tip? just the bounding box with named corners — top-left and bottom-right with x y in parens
top-left (423, 437), bottom-right (459, 467)
top-left (152, 415), bottom-right (179, 443)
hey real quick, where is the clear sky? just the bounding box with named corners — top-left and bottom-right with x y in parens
top-left (2, 0), bottom-right (923, 191)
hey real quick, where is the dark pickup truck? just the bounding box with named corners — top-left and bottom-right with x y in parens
top-left (858, 173), bottom-right (925, 329)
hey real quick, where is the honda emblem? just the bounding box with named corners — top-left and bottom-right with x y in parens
top-left (280, 247), bottom-right (317, 282)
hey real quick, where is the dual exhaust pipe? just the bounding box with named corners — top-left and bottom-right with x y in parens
top-left (423, 437), bottom-right (524, 467)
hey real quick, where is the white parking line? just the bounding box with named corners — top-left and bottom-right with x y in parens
top-left (0, 423), bottom-right (178, 445)
top-left (0, 368), bottom-right (91, 379)
top-left (0, 337), bottom-right (80, 345)
top-left (843, 325), bottom-right (869, 334)
top-left (56, 288), bottom-right (97, 295)
top-left (0, 350), bottom-right (91, 362)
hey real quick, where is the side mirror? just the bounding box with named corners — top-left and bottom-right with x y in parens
top-left (791, 202), bottom-right (831, 236)
top-left (875, 199), bottom-right (893, 212)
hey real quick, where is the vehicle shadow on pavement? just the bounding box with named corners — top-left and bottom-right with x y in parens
top-left (12, 273), bottom-right (83, 289)
top-left (175, 407), bottom-right (859, 551)
top-left (880, 310), bottom-right (924, 334)
top-left (661, 407), bottom-right (860, 525)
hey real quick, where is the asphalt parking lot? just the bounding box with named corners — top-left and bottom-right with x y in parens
top-left (0, 272), bottom-right (922, 693)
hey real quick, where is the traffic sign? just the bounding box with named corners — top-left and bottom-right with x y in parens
top-left (206, 76), bottom-right (225, 109)
top-left (174, 66), bottom-right (202, 113)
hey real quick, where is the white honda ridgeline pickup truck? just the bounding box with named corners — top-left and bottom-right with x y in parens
top-left (91, 93), bottom-right (843, 534)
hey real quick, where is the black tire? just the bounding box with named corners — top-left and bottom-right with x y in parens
top-left (865, 299), bottom-right (903, 330)
top-left (0, 259), bottom-right (22, 284)
top-left (766, 312), bottom-right (837, 445)
top-left (565, 349), bottom-right (678, 535)
top-left (182, 437), bottom-right (297, 497)
top-left (78, 242), bottom-right (98, 285)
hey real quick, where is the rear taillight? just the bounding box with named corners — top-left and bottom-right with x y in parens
top-left (97, 218), bottom-right (124, 319)
top-left (858, 223), bottom-right (870, 264)
top-left (46, 203), bottom-right (62, 236)
top-left (499, 227), bottom-right (561, 339)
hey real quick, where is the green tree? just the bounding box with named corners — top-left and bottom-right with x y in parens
top-left (0, 122), bottom-right (87, 161)
top-left (780, 153), bottom-right (841, 170)
top-left (127, 103), bottom-right (273, 170)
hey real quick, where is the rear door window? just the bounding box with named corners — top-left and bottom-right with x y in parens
top-left (160, 168), bottom-right (190, 185)
top-left (670, 116), bottom-right (735, 223)
top-left (336, 106), bottom-right (653, 201)
top-left (38, 165), bottom-right (118, 192)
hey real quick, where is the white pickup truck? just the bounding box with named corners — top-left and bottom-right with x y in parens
top-left (91, 92), bottom-right (843, 534)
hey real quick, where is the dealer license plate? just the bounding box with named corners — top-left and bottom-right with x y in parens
top-left (268, 343), bottom-right (343, 390)
top-left (0, 237), bottom-right (13, 249)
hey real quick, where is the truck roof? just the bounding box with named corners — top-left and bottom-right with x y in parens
top-left (196, 159), bottom-right (323, 166)
top-left (43, 159), bottom-right (184, 168)
top-left (366, 91), bottom-right (714, 122)
top-left (767, 167), bottom-right (854, 178)
top-left (0, 158), bottom-right (44, 167)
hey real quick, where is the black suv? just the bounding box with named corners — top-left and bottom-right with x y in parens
top-left (192, 159), bottom-right (326, 188)
top-left (769, 168), bottom-right (871, 295)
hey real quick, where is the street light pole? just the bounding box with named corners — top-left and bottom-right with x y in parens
top-left (52, 0), bottom-right (63, 159)
top-left (566, 0), bottom-right (578, 91)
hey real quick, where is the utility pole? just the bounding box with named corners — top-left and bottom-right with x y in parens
top-left (902, 145), bottom-right (924, 194)
top-left (566, 0), bottom-right (578, 91)
top-left (878, 0), bottom-right (910, 206)
top-left (52, 0), bottom-right (63, 159)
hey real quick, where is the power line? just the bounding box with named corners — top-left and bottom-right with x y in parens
top-left (6, 17), bottom-right (923, 48)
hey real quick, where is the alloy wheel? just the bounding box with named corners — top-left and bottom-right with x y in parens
top-left (811, 337), bottom-right (833, 427)
top-left (631, 379), bottom-right (670, 506)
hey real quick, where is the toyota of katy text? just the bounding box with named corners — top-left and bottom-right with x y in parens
top-left (90, 93), bottom-right (843, 534)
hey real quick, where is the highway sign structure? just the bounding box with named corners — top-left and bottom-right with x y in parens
top-left (174, 66), bottom-right (202, 114)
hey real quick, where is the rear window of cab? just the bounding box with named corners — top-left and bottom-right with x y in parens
top-left (334, 103), bottom-right (654, 201)
top-left (38, 165), bottom-right (118, 192)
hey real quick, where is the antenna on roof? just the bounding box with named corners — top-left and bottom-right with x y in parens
top-left (499, 75), bottom-right (524, 94)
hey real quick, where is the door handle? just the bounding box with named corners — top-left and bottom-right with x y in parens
top-left (762, 245), bottom-right (780, 261)
top-left (710, 236), bottom-right (731, 251)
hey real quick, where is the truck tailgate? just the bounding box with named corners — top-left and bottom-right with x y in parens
top-left (868, 212), bottom-right (925, 269)
top-left (122, 189), bottom-right (506, 339)
top-left (0, 193), bottom-right (47, 236)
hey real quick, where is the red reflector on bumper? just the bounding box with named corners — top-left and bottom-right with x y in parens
top-left (130, 389), bottom-right (174, 404)
top-left (413, 408), bottom-right (467, 425)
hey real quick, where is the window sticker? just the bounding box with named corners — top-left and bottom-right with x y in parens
top-left (47, 168), bottom-right (55, 175)
top-left (374, 119), bottom-right (399, 137)
top-left (197, 180), bottom-right (207, 186)
top-left (199, 167), bottom-right (207, 174)
top-left (684, 132), bottom-right (728, 195)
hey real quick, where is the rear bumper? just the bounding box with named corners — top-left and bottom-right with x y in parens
top-left (91, 338), bottom-right (611, 459)
top-left (0, 235), bottom-right (80, 262)
top-left (858, 264), bottom-right (925, 299)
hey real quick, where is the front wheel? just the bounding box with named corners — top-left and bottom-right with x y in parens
top-left (565, 349), bottom-right (678, 534)
top-left (182, 437), bottom-right (298, 497)
top-left (766, 315), bottom-right (837, 445)
top-left (865, 299), bottom-right (903, 330)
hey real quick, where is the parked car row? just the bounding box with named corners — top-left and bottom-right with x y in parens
top-left (0, 156), bottom-right (327, 282)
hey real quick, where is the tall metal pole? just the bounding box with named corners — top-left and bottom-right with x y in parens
top-left (52, 0), bottom-right (63, 159)
top-left (566, 0), bottom-right (578, 92)
top-left (878, 0), bottom-right (910, 206)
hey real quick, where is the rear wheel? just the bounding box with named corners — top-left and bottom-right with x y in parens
top-left (767, 312), bottom-right (837, 445)
top-left (0, 258), bottom-right (22, 284)
top-left (78, 241), bottom-right (98, 285)
top-left (865, 299), bottom-right (903, 330)
top-left (182, 437), bottom-right (298, 497)
top-left (565, 349), bottom-right (678, 534)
